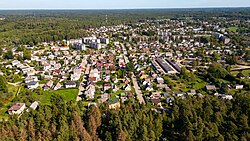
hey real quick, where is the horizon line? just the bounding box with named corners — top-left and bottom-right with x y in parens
top-left (0, 6), bottom-right (250, 10)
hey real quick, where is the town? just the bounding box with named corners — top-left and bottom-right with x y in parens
top-left (0, 16), bottom-right (249, 119)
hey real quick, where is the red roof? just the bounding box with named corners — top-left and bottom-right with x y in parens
top-left (97, 62), bottom-right (102, 67)
top-left (110, 64), bottom-right (115, 68)
top-left (88, 77), bottom-right (96, 81)
top-left (8, 103), bottom-right (25, 111)
top-left (120, 63), bottom-right (125, 67)
top-left (104, 84), bottom-right (111, 86)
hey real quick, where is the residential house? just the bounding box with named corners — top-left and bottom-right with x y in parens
top-left (124, 84), bottom-right (131, 91)
top-left (173, 91), bottom-right (186, 97)
top-left (156, 77), bottom-right (164, 84)
top-left (25, 76), bottom-right (38, 83)
top-left (235, 84), bottom-right (243, 90)
top-left (88, 77), bottom-right (97, 83)
top-left (43, 62), bottom-right (51, 71)
top-left (54, 82), bottom-right (62, 90)
top-left (43, 86), bottom-right (50, 91)
top-left (26, 101), bottom-right (39, 112)
top-left (46, 80), bottom-right (54, 88)
top-left (146, 85), bottom-right (154, 91)
top-left (65, 81), bottom-right (76, 88)
top-left (205, 85), bottom-right (216, 91)
top-left (44, 75), bottom-right (53, 80)
top-left (121, 96), bottom-right (127, 103)
top-left (108, 98), bottom-right (120, 109)
top-left (127, 92), bottom-right (133, 98)
top-left (27, 81), bottom-right (39, 89)
top-left (87, 102), bottom-right (97, 108)
top-left (85, 84), bottom-right (95, 99)
top-left (71, 74), bottom-right (81, 81)
top-left (26, 70), bottom-right (35, 76)
top-left (151, 92), bottom-right (161, 99)
top-left (12, 60), bottom-right (20, 66)
top-left (151, 98), bottom-right (161, 106)
top-left (8, 103), bottom-right (26, 115)
top-left (100, 38), bottom-right (109, 44)
top-left (89, 68), bottom-right (100, 80)
top-left (98, 93), bottom-right (109, 103)
top-left (187, 90), bottom-right (196, 96)
top-left (60, 46), bottom-right (70, 51)
top-left (221, 94), bottom-right (233, 100)
top-left (104, 84), bottom-right (111, 91)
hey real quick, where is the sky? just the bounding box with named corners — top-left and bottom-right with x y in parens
top-left (0, 0), bottom-right (249, 9)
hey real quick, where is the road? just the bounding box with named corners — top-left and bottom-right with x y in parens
top-left (77, 82), bottom-right (84, 101)
top-left (231, 65), bottom-right (250, 71)
top-left (76, 56), bottom-right (88, 102)
top-left (131, 73), bottom-right (145, 104)
top-left (121, 43), bottom-right (145, 104)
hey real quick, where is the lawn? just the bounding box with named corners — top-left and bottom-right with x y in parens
top-left (0, 84), bottom-right (20, 120)
top-left (0, 88), bottom-right (78, 119)
top-left (34, 88), bottom-right (79, 105)
top-left (231, 69), bottom-right (250, 76)
top-left (172, 76), bottom-right (208, 92)
top-left (7, 84), bottom-right (19, 97)
top-left (228, 26), bottom-right (238, 32)
top-left (0, 84), bottom-right (19, 104)
top-left (0, 107), bottom-right (8, 120)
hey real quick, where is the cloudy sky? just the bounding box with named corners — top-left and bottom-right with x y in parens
top-left (0, 0), bottom-right (249, 9)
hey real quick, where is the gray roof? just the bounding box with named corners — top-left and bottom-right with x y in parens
top-left (156, 58), bottom-right (174, 72)
top-left (166, 58), bottom-right (181, 72)
top-left (205, 85), bottom-right (216, 90)
top-left (65, 81), bottom-right (76, 85)
top-left (27, 81), bottom-right (38, 86)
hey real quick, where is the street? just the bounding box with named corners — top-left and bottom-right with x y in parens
top-left (131, 72), bottom-right (145, 104)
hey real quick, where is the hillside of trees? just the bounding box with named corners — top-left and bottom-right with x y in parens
top-left (0, 8), bottom-right (249, 46)
top-left (0, 93), bottom-right (249, 141)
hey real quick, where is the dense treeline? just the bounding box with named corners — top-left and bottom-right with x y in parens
top-left (0, 8), bottom-right (250, 46)
top-left (0, 93), bottom-right (249, 141)
top-left (206, 62), bottom-right (250, 90)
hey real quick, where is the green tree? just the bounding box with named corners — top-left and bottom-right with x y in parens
top-left (5, 50), bottom-right (14, 59)
top-left (23, 49), bottom-right (31, 60)
top-left (0, 48), bottom-right (3, 56)
top-left (126, 62), bottom-right (134, 72)
top-left (213, 52), bottom-right (220, 61)
top-left (0, 75), bottom-right (8, 93)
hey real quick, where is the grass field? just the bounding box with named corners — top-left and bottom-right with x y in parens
top-left (172, 76), bottom-right (208, 92)
top-left (33, 88), bottom-right (79, 105)
top-left (0, 84), bottom-right (19, 104)
top-left (0, 88), bottom-right (78, 119)
top-left (0, 84), bottom-right (20, 120)
top-left (228, 26), bottom-right (238, 32)
top-left (7, 84), bottom-right (19, 96)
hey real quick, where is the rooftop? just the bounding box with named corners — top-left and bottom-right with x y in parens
top-left (8, 103), bottom-right (25, 111)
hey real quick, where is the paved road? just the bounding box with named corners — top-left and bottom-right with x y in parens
top-left (231, 65), bottom-right (250, 71)
top-left (131, 73), bottom-right (145, 104)
top-left (121, 43), bottom-right (145, 104)
top-left (77, 83), bottom-right (84, 101)
top-left (76, 56), bottom-right (88, 102)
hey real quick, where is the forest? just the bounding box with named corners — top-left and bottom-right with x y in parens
top-left (0, 8), bottom-right (250, 141)
top-left (0, 93), bottom-right (249, 141)
top-left (0, 8), bottom-right (249, 46)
